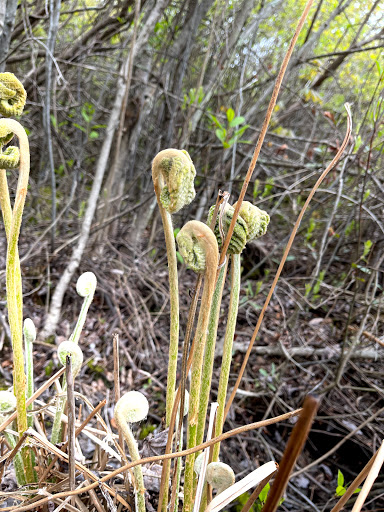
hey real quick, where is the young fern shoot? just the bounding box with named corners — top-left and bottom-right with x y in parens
top-left (51, 341), bottom-right (84, 445)
top-left (115, 391), bottom-right (149, 512)
top-left (214, 202), bottom-right (269, 461)
top-left (0, 73), bottom-right (34, 482)
top-left (152, 149), bottom-right (196, 427)
top-left (176, 220), bottom-right (219, 512)
top-left (51, 271), bottom-right (96, 445)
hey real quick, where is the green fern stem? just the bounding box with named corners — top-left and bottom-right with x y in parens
top-left (177, 221), bottom-right (219, 512)
top-left (3, 428), bottom-right (26, 485)
top-left (196, 261), bottom-right (228, 447)
top-left (0, 119), bottom-right (34, 482)
top-left (213, 254), bottom-right (241, 462)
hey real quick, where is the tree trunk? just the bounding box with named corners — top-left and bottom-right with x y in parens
top-left (0, 0), bottom-right (18, 72)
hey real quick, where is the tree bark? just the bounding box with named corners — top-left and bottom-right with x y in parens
top-left (0, 0), bottom-right (18, 72)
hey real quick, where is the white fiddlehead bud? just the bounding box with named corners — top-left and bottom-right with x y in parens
top-left (152, 148), bottom-right (196, 214)
top-left (23, 318), bottom-right (36, 345)
top-left (70, 271), bottom-right (97, 346)
top-left (57, 341), bottom-right (84, 377)
top-left (76, 271), bottom-right (97, 298)
top-left (114, 391), bottom-right (149, 512)
top-left (115, 391), bottom-right (149, 425)
top-left (0, 390), bottom-right (17, 416)
top-left (206, 462), bottom-right (235, 495)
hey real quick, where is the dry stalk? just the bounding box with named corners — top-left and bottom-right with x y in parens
top-left (261, 395), bottom-right (320, 512)
top-left (224, 104), bottom-right (352, 418)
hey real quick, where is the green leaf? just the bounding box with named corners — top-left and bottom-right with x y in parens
top-left (73, 123), bottom-right (87, 133)
top-left (353, 488), bottom-right (361, 494)
top-left (226, 108), bottom-right (235, 122)
top-left (208, 113), bottom-right (224, 129)
top-left (234, 124), bottom-right (250, 137)
top-left (215, 128), bottom-right (226, 143)
top-left (376, 59), bottom-right (383, 77)
top-left (50, 114), bottom-right (57, 129)
top-left (259, 483), bottom-right (270, 503)
top-left (362, 239), bottom-right (372, 261)
top-left (337, 470), bottom-right (345, 487)
top-left (336, 486), bottom-right (346, 497)
top-left (229, 116), bottom-right (245, 127)
top-left (174, 228), bottom-right (180, 238)
top-left (89, 131), bottom-right (99, 139)
top-left (259, 368), bottom-right (268, 377)
top-left (176, 251), bottom-right (184, 264)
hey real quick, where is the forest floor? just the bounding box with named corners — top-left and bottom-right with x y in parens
top-left (1, 223), bottom-right (384, 511)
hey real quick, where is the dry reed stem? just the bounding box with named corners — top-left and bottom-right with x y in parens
top-left (261, 395), bottom-right (320, 512)
top-left (350, 440), bottom-right (384, 512)
top-left (291, 405), bottom-right (384, 479)
top-left (224, 104), bottom-right (352, 418)
top-left (4, 409), bottom-right (302, 512)
top-left (217, 0), bottom-right (314, 269)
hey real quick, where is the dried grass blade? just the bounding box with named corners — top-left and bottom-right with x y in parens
top-left (351, 439), bottom-right (384, 512)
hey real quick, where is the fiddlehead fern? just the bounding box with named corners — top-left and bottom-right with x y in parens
top-left (206, 462), bottom-right (235, 495)
top-left (152, 148), bottom-right (196, 214)
top-left (57, 341), bottom-right (84, 377)
top-left (115, 391), bottom-right (149, 512)
top-left (0, 114), bottom-right (34, 482)
top-left (0, 72), bottom-right (27, 117)
top-left (233, 201), bottom-right (270, 241)
top-left (152, 149), bottom-right (196, 429)
top-left (51, 342), bottom-right (84, 446)
top-left (177, 221), bottom-right (219, 512)
top-left (213, 202), bottom-right (270, 462)
top-left (207, 203), bottom-right (248, 254)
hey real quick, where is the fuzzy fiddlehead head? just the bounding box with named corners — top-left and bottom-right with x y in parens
top-left (0, 73), bottom-right (27, 118)
top-left (23, 318), bottom-right (36, 345)
top-left (152, 148), bottom-right (196, 214)
top-left (206, 462), bottom-right (235, 494)
top-left (0, 390), bottom-right (17, 416)
top-left (207, 203), bottom-right (248, 254)
top-left (176, 220), bottom-right (219, 273)
top-left (0, 122), bottom-right (19, 169)
top-left (76, 271), bottom-right (97, 298)
top-left (233, 201), bottom-right (270, 240)
top-left (57, 341), bottom-right (84, 377)
top-left (115, 391), bottom-right (149, 426)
